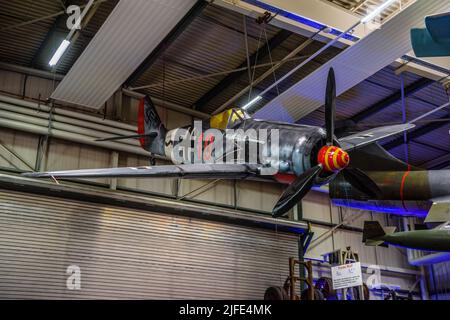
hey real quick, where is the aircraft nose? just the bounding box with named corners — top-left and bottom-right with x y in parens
top-left (317, 146), bottom-right (350, 172)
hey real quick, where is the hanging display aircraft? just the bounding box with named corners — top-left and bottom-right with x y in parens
top-left (24, 68), bottom-right (447, 219)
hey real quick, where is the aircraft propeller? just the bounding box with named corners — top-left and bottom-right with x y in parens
top-left (272, 68), bottom-right (382, 218)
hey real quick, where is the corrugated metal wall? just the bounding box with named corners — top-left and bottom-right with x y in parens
top-left (0, 189), bottom-right (298, 299)
top-left (429, 261), bottom-right (450, 300)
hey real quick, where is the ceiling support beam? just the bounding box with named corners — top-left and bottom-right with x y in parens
top-left (0, 62), bottom-right (65, 81)
top-left (122, 89), bottom-right (209, 119)
top-left (124, 0), bottom-right (208, 87)
top-left (214, 0), bottom-right (364, 43)
top-left (383, 113), bottom-right (450, 150)
top-left (351, 77), bottom-right (434, 123)
top-left (192, 29), bottom-right (292, 111)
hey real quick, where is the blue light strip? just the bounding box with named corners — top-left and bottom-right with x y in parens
top-left (242, 0), bottom-right (360, 42)
top-left (332, 199), bottom-right (428, 217)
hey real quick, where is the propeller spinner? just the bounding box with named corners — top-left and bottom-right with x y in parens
top-left (317, 145), bottom-right (350, 172)
top-left (272, 68), bottom-right (381, 218)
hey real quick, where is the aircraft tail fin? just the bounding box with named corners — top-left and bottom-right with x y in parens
top-left (363, 221), bottom-right (395, 246)
top-left (425, 201), bottom-right (450, 223)
top-left (137, 96), bottom-right (167, 156)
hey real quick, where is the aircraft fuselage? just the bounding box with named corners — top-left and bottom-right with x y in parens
top-left (164, 117), bottom-right (330, 182)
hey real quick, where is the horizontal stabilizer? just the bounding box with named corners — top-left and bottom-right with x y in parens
top-left (384, 226), bottom-right (397, 234)
top-left (365, 239), bottom-right (388, 247)
top-left (95, 132), bottom-right (157, 142)
top-left (363, 221), bottom-right (395, 244)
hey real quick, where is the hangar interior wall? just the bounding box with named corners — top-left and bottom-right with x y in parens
top-left (0, 68), bottom-right (421, 298)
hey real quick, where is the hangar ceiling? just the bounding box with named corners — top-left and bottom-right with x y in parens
top-left (327, 0), bottom-right (414, 21)
top-left (255, 0), bottom-right (449, 120)
top-left (0, 0), bottom-right (448, 170)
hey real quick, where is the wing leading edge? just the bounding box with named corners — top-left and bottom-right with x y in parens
top-left (339, 124), bottom-right (415, 151)
top-left (22, 164), bottom-right (261, 180)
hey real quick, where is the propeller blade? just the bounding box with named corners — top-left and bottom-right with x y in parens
top-left (325, 68), bottom-right (336, 145)
top-left (342, 167), bottom-right (382, 199)
top-left (272, 165), bottom-right (323, 218)
top-left (95, 132), bottom-right (157, 142)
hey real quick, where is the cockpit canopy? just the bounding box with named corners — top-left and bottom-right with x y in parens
top-left (209, 108), bottom-right (251, 130)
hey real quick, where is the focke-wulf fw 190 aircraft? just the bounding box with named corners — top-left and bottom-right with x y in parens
top-left (23, 69), bottom-right (450, 224)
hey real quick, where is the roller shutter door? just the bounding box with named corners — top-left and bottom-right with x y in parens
top-left (0, 189), bottom-right (299, 299)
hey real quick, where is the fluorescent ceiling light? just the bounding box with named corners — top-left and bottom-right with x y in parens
top-left (361, 0), bottom-right (397, 23)
top-left (242, 96), bottom-right (262, 110)
top-left (49, 39), bottom-right (70, 66)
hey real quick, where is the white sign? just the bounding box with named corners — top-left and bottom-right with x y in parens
top-left (331, 262), bottom-right (363, 290)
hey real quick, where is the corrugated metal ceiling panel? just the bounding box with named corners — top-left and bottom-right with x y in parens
top-left (132, 4), bottom-right (281, 109)
top-left (254, 0), bottom-right (450, 122)
top-left (200, 35), bottom-right (340, 113)
top-left (387, 140), bottom-right (444, 165)
top-left (51, 0), bottom-right (197, 109)
top-left (0, 0), bottom-right (61, 66)
top-left (415, 126), bottom-right (450, 153)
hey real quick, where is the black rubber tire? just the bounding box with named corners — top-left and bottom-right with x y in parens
top-left (264, 286), bottom-right (289, 300)
top-left (300, 288), bottom-right (325, 300)
top-left (315, 277), bottom-right (337, 300)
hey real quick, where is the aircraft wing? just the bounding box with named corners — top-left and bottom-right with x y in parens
top-left (425, 197), bottom-right (450, 223)
top-left (22, 164), bottom-right (261, 180)
top-left (339, 124), bottom-right (415, 151)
